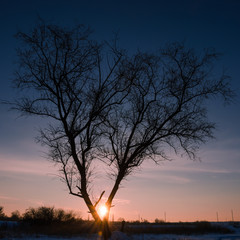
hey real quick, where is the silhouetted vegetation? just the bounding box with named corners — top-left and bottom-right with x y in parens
top-left (0, 206), bottom-right (99, 237)
top-left (22, 206), bottom-right (78, 225)
top-left (6, 20), bottom-right (234, 240)
top-left (0, 207), bottom-right (6, 220)
top-left (0, 206), bottom-right (238, 237)
top-left (125, 221), bottom-right (234, 235)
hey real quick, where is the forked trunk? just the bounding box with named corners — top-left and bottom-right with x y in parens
top-left (83, 196), bottom-right (112, 239)
top-left (101, 217), bottom-right (111, 240)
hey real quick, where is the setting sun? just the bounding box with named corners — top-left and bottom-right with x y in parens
top-left (98, 205), bottom-right (108, 219)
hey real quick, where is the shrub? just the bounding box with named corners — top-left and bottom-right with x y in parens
top-left (10, 210), bottom-right (21, 221)
top-left (154, 218), bottom-right (165, 224)
top-left (0, 207), bottom-right (6, 220)
top-left (54, 208), bottom-right (76, 222)
top-left (22, 206), bottom-right (80, 225)
top-left (23, 206), bottom-right (54, 225)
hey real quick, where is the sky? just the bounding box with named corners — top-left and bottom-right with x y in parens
top-left (0, 0), bottom-right (240, 222)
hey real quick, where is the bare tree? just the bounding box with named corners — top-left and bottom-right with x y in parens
top-left (100, 44), bottom-right (233, 219)
top-left (12, 22), bottom-right (233, 239)
top-left (12, 22), bottom-right (130, 239)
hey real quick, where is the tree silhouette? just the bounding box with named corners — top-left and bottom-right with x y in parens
top-left (12, 22), bottom-right (233, 239)
top-left (0, 206), bottom-right (6, 220)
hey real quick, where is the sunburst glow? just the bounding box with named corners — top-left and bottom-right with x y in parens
top-left (98, 205), bottom-right (108, 219)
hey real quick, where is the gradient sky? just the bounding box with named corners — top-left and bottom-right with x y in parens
top-left (0, 0), bottom-right (240, 222)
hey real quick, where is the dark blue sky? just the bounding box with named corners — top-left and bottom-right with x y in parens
top-left (1, 0), bottom-right (240, 96)
top-left (0, 0), bottom-right (240, 221)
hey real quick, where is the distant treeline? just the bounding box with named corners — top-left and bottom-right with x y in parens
top-left (0, 205), bottom-right (98, 236)
top-left (0, 205), bottom-right (238, 237)
top-left (0, 205), bottom-right (81, 223)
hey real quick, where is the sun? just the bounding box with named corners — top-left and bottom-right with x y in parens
top-left (98, 205), bottom-right (108, 219)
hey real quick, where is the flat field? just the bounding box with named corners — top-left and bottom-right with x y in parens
top-left (1, 221), bottom-right (240, 240)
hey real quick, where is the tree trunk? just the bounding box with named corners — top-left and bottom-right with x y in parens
top-left (83, 193), bottom-right (111, 239)
top-left (101, 217), bottom-right (111, 240)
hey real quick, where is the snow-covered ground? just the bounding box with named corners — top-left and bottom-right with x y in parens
top-left (2, 232), bottom-right (240, 240)
top-left (1, 222), bottom-right (240, 240)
